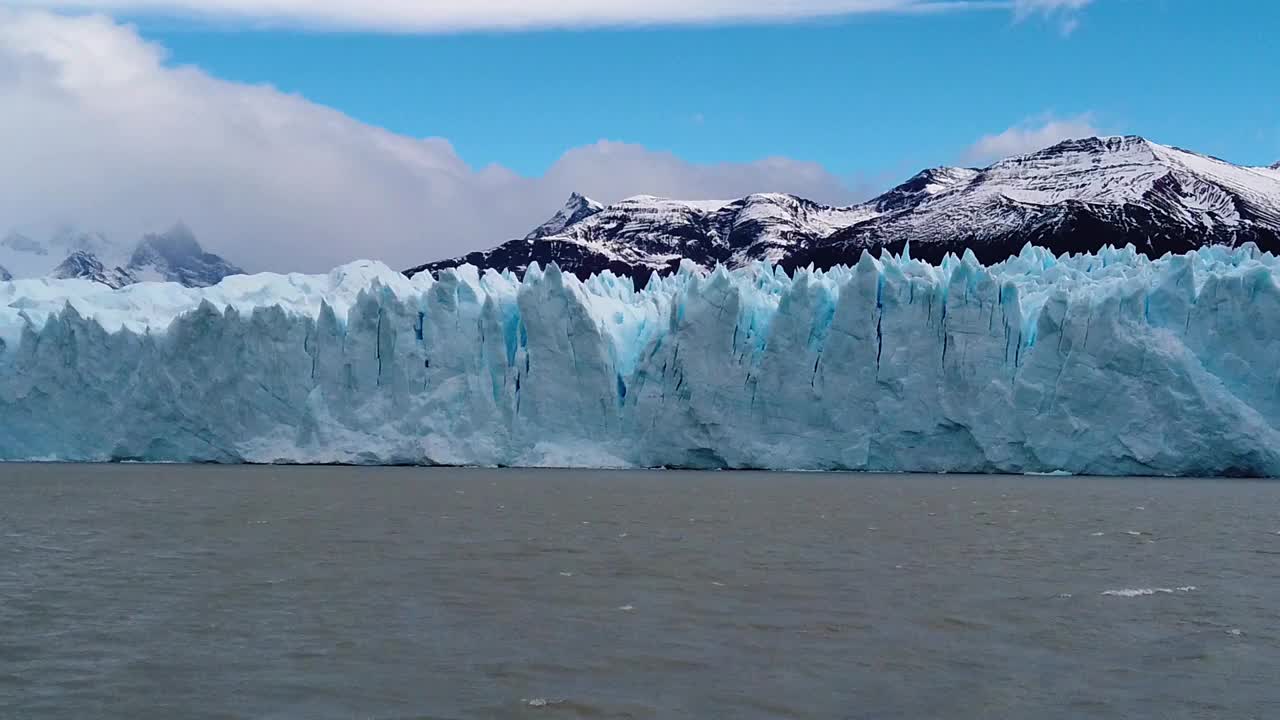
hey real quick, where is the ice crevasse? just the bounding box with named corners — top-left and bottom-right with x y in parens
top-left (1, 243), bottom-right (1278, 476)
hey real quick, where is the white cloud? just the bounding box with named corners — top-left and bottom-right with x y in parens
top-left (3, 1), bottom-right (1010, 32)
top-left (1011, 0), bottom-right (1091, 34)
top-left (0, 10), bottom-right (859, 272)
top-left (1011, 0), bottom-right (1091, 17)
top-left (963, 113), bottom-right (1101, 164)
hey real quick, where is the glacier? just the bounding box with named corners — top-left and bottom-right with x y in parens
top-left (1, 243), bottom-right (1279, 476)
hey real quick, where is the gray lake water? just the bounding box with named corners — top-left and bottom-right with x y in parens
top-left (1, 465), bottom-right (1278, 719)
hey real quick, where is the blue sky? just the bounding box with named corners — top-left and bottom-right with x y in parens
top-left (141, 2), bottom-right (1280, 179)
top-left (1, 2), bottom-right (1277, 271)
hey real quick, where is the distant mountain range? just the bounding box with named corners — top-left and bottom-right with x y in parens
top-left (407, 136), bottom-right (1280, 282)
top-left (4, 135), bottom-right (1278, 290)
top-left (1, 224), bottom-right (243, 289)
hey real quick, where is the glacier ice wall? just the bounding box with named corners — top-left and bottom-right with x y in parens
top-left (1, 244), bottom-right (1279, 475)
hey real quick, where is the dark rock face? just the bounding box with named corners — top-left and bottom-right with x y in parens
top-left (789, 136), bottom-right (1280, 268)
top-left (50, 250), bottom-right (134, 289)
top-left (526, 192), bottom-right (605, 239)
top-left (408, 136), bottom-right (1280, 282)
top-left (407, 193), bottom-right (875, 285)
top-left (404, 236), bottom-right (682, 286)
top-left (127, 224), bottom-right (245, 287)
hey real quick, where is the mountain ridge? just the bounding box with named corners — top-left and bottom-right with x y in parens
top-left (407, 135), bottom-right (1280, 281)
top-left (526, 192), bottom-right (605, 239)
top-left (0, 224), bottom-right (243, 288)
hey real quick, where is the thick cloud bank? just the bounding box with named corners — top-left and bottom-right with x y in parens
top-left (0, 10), bottom-right (855, 272)
top-left (1, 243), bottom-right (1276, 475)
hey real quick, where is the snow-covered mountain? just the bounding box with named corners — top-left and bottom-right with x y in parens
top-left (406, 192), bottom-right (877, 281)
top-left (0, 224), bottom-right (243, 288)
top-left (798, 135), bottom-right (1280, 266)
top-left (408, 136), bottom-right (1280, 281)
top-left (2, 229), bottom-right (112, 279)
top-left (50, 250), bottom-right (135, 288)
top-left (126, 225), bottom-right (245, 287)
top-left (526, 192), bottom-right (605, 239)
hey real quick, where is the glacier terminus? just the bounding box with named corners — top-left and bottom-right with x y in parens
top-left (1, 243), bottom-right (1278, 476)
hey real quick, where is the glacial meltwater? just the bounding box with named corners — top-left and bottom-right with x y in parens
top-left (2, 465), bottom-right (1278, 719)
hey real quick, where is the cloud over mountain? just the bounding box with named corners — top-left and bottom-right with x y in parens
top-left (963, 113), bottom-right (1100, 163)
top-left (0, 10), bottom-right (858, 272)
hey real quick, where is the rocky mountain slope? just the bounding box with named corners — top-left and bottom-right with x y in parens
top-left (795, 136), bottom-right (1280, 266)
top-left (125, 225), bottom-right (245, 287)
top-left (408, 136), bottom-right (1280, 281)
top-left (406, 192), bottom-right (877, 281)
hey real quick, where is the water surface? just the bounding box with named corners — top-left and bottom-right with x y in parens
top-left (2, 465), bottom-right (1278, 719)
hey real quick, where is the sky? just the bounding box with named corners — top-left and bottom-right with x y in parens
top-left (0, 1), bottom-right (1277, 272)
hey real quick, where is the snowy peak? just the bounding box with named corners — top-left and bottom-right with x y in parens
top-left (130, 223), bottom-right (202, 267)
top-left (51, 249), bottom-right (107, 280)
top-left (1012, 134), bottom-right (1157, 162)
top-left (980, 135), bottom-right (1279, 209)
top-left (997, 135), bottom-right (1175, 175)
top-left (872, 166), bottom-right (980, 213)
top-left (719, 193), bottom-right (876, 264)
top-left (525, 192), bottom-right (605, 239)
top-left (127, 224), bottom-right (244, 287)
top-left (409, 135), bottom-right (1280, 280)
top-left (800, 133), bottom-right (1280, 265)
top-left (0, 223), bottom-right (243, 288)
top-left (50, 250), bottom-right (135, 289)
top-left (1, 230), bottom-right (81, 279)
top-left (975, 134), bottom-right (1175, 204)
top-left (0, 265), bottom-right (10, 282)
top-left (406, 190), bottom-right (873, 282)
